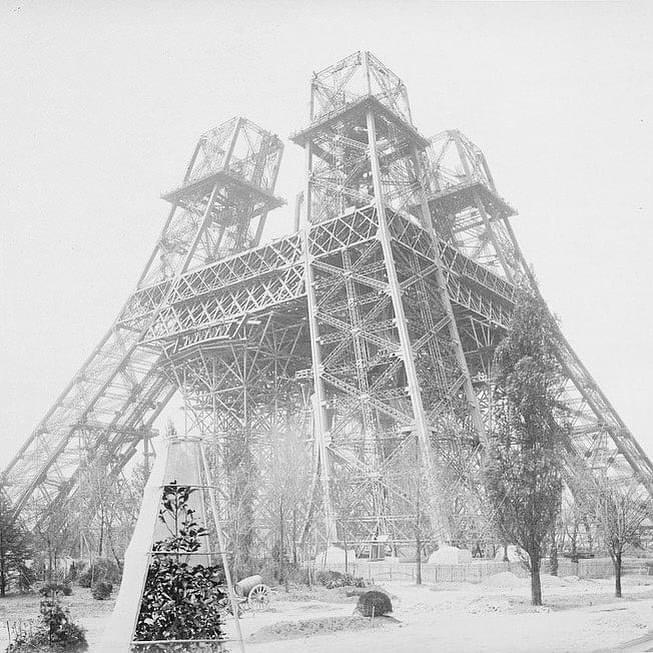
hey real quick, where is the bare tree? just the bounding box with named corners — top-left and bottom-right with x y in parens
top-left (593, 479), bottom-right (649, 598)
top-left (267, 426), bottom-right (312, 585)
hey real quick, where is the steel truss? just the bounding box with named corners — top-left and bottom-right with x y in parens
top-left (2, 118), bottom-right (284, 531)
top-left (3, 51), bottom-right (652, 556)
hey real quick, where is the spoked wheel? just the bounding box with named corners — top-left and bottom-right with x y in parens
top-left (247, 584), bottom-right (270, 611)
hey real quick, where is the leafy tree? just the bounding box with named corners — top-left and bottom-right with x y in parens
top-left (0, 490), bottom-right (33, 597)
top-left (593, 479), bottom-right (648, 598)
top-left (482, 290), bottom-right (566, 605)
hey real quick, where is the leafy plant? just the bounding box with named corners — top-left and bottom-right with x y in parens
top-left (356, 590), bottom-right (392, 617)
top-left (91, 581), bottom-right (112, 600)
top-left (153, 483), bottom-right (208, 554)
top-left (134, 482), bottom-right (226, 650)
top-left (77, 558), bottom-right (121, 588)
top-left (7, 590), bottom-right (87, 651)
top-left (315, 570), bottom-right (366, 589)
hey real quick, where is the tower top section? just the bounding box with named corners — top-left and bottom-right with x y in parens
top-left (162, 116), bottom-right (284, 208)
top-left (428, 130), bottom-right (497, 196)
top-left (310, 50), bottom-right (412, 125)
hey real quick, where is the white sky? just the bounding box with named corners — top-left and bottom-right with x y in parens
top-left (0, 1), bottom-right (651, 468)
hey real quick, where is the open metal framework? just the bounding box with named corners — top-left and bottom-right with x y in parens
top-left (3, 51), bottom-right (652, 556)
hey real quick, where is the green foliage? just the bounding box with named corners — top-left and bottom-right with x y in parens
top-left (0, 491), bottom-right (33, 597)
top-left (356, 590), bottom-right (392, 617)
top-left (6, 592), bottom-right (87, 652)
top-left (91, 581), bottom-right (112, 600)
top-left (77, 558), bottom-right (121, 588)
top-left (39, 584), bottom-right (72, 598)
top-left (134, 482), bottom-right (226, 649)
top-left (154, 483), bottom-right (208, 553)
top-left (482, 290), bottom-right (566, 604)
top-left (315, 570), bottom-right (366, 589)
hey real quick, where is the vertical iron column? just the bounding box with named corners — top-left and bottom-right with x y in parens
top-left (366, 107), bottom-right (450, 544)
top-left (303, 136), bottom-right (337, 546)
top-left (411, 143), bottom-right (488, 445)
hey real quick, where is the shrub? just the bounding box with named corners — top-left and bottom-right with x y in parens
top-left (136, 558), bottom-right (226, 643)
top-left (91, 581), bottom-right (113, 601)
top-left (356, 590), bottom-right (392, 617)
top-left (39, 583), bottom-right (72, 598)
top-left (7, 593), bottom-right (87, 652)
top-left (134, 482), bottom-right (226, 648)
top-left (78, 558), bottom-right (121, 588)
top-left (315, 570), bottom-right (366, 589)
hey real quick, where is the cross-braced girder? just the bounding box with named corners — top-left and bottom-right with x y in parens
top-left (2, 117), bottom-right (284, 531)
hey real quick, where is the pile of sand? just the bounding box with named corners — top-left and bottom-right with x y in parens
top-left (481, 572), bottom-right (527, 589)
top-left (541, 574), bottom-right (567, 587)
top-left (314, 546), bottom-right (355, 565)
top-left (428, 545), bottom-right (473, 565)
top-left (563, 575), bottom-right (581, 583)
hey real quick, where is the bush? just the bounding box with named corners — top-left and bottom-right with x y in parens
top-left (134, 483), bottom-right (226, 647)
top-left (7, 594), bottom-right (87, 652)
top-left (356, 590), bottom-right (392, 617)
top-left (91, 581), bottom-right (112, 601)
top-left (315, 570), bottom-right (366, 589)
top-left (77, 558), bottom-right (121, 588)
top-left (136, 558), bottom-right (226, 643)
top-left (39, 583), bottom-right (72, 598)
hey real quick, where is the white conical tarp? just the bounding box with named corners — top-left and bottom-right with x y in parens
top-left (97, 436), bottom-right (208, 652)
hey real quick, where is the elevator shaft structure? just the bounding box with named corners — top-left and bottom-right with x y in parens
top-left (3, 52), bottom-right (652, 555)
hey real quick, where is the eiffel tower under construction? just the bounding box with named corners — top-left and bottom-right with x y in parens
top-left (3, 51), bottom-right (652, 557)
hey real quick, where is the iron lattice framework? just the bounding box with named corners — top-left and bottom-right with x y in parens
top-left (3, 51), bottom-right (652, 555)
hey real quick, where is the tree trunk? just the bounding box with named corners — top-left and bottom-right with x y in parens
top-left (98, 506), bottom-right (105, 558)
top-left (530, 554), bottom-right (543, 605)
top-left (614, 552), bottom-right (622, 598)
top-left (292, 509), bottom-right (297, 565)
top-left (503, 543), bottom-right (509, 563)
top-left (550, 531), bottom-right (558, 577)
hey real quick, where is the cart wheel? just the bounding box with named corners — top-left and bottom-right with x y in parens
top-left (247, 584), bottom-right (270, 611)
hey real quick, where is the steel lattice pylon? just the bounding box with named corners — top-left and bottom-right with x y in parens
top-left (3, 51), bottom-right (652, 557)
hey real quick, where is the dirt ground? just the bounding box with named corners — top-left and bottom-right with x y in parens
top-left (2, 574), bottom-right (653, 652)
